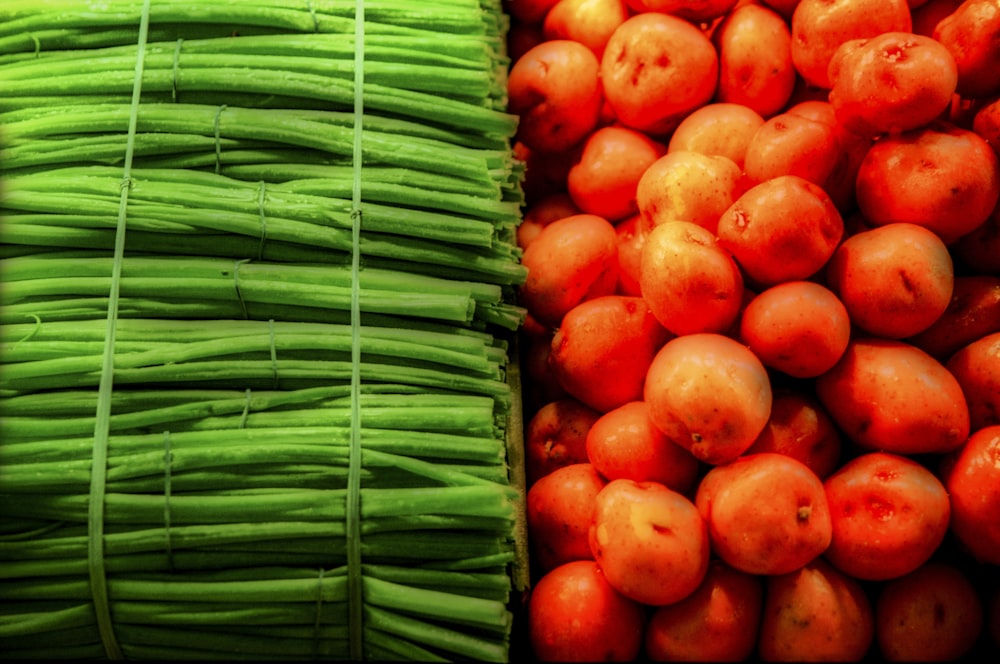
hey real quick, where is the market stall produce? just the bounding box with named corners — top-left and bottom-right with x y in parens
top-left (0, 1), bottom-right (529, 660)
top-left (507, 0), bottom-right (1000, 660)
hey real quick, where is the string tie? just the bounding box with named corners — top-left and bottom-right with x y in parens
top-left (346, 1), bottom-right (366, 660)
top-left (89, 1), bottom-right (153, 658)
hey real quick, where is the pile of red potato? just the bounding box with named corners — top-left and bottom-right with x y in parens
top-left (503, 0), bottom-right (1000, 660)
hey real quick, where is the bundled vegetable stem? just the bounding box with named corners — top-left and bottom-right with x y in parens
top-left (0, 0), bottom-right (527, 660)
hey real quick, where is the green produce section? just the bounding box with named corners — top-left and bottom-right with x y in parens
top-left (0, 1), bottom-right (530, 660)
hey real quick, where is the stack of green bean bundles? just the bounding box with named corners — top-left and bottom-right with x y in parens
top-left (0, 1), bottom-right (529, 661)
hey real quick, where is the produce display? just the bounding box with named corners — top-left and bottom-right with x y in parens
top-left (0, 1), bottom-right (530, 660)
top-left (505, 0), bottom-right (1000, 660)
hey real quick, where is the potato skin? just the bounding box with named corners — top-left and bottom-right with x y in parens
top-left (815, 338), bottom-right (970, 455)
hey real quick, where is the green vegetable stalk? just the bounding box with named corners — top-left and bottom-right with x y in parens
top-left (0, 0), bottom-right (529, 660)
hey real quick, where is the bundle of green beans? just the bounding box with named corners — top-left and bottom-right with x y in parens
top-left (0, 0), bottom-right (529, 660)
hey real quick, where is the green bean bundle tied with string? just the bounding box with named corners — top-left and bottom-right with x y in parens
top-left (0, 0), bottom-right (529, 661)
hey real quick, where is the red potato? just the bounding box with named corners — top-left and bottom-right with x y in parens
top-left (543, 0), bottom-right (632, 60)
top-left (520, 325), bottom-right (570, 414)
top-left (802, 108), bottom-right (873, 215)
top-left (713, 2), bottom-right (798, 118)
top-left (906, 275), bottom-right (1000, 360)
top-left (911, 0), bottom-right (965, 35)
top-left (528, 559), bottom-right (646, 662)
top-left (716, 174), bottom-right (845, 286)
top-left (828, 32), bottom-right (958, 137)
top-left (951, 198), bottom-right (1000, 276)
top-left (875, 563), bottom-right (985, 661)
top-left (516, 192), bottom-right (580, 251)
top-left (941, 425), bottom-right (1000, 564)
top-left (507, 19), bottom-right (546, 63)
top-left (624, 0), bottom-right (739, 22)
top-left (505, 0), bottom-right (562, 24)
top-left (644, 333), bottom-right (773, 465)
top-left (589, 478), bottom-right (710, 606)
top-left (526, 462), bottom-right (607, 572)
top-left (644, 560), bottom-right (763, 662)
top-left (742, 100), bottom-right (872, 213)
top-left (991, 588), bottom-right (1000, 651)
top-left (933, 0), bottom-right (1000, 99)
top-left (739, 280), bottom-right (852, 378)
top-left (638, 221), bottom-right (745, 336)
top-left (758, 558), bottom-right (875, 662)
top-left (567, 125), bottom-right (667, 222)
top-left (789, 0), bottom-right (913, 90)
top-left (636, 151), bottom-right (745, 234)
top-left (823, 452), bottom-right (951, 581)
top-left (743, 105), bottom-right (845, 189)
top-left (507, 40), bottom-right (604, 153)
top-left (586, 400), bottom-right (700, 493)
top-left (519, 213), bottom-right (619, 328)
top-left (825, 222), bottom-right (955, 339)
top-left (525, 398), bottom-right (603, 486)
top-left (695, 453), bottom-right (833, 576)
top-left (973, 97), bottom-right (1000, 157)
top-left (815, 338), bottom-right (971, 454)
top-left (743, 389), bottom-right (842, 479)
top-left (946, 331), bottom-right (1000, 431)
top-left (513, 139), bottom-right (578, 205)
top-left (854, 122), bottom-right (1000, 244)
top-left (600, 12), bottom-right (719, 135)
top-left (548, 295), bottom-right (673, 413)
top-left (613, 213), bottom-right (647, 296)
top-left (667, 102), bottom-right (765, 169)
top-left (759, 0), bottom-right (803, 19)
